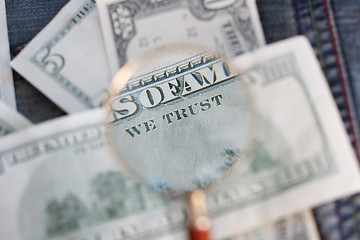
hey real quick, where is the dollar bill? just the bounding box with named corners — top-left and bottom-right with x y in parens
top-left (225, 210), bottom-right (320, 240)
top-left (0, 100), bottom-right (31, 136)
top-left (10, 0), bottom-right (265, 113)
top-left (0, 0), bottom-right (16, 108)
top-left (10, 0), bottom-right (111, 113)
top-left (1, 37), bottom-right (359, 240)
top-left (96, 0), bottom-right (266, 75)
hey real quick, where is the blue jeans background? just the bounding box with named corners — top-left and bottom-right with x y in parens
top-left (5, 0), bottom-right (360, 239)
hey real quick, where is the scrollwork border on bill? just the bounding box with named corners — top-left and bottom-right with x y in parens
top-left (106, 0), bottom-right (260, 68)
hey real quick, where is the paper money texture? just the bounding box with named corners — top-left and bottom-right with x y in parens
top-left (10, 0), bottom-right (110, 113)
top-left (0, 100), bottom-right (31, 136)
top-left (96, 0), bottom-right (266, 75)
top-left (1, 37), bottom-right (359, 240)
top-left (227, 210), bottom-right (320, 240)
top-left (11, 0), bottom-right (265, 113)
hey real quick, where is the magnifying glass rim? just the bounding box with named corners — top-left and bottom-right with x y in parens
top-left (103, 43), bottom-right (259, 196)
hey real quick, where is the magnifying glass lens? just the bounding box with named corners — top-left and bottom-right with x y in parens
top-left (104, 45), bottom-right (255, 196)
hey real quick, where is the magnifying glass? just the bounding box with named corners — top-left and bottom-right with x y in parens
top-left (103, 44), bottom-right (257, 240)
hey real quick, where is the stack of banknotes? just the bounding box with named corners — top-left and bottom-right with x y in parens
top-left (1, 0), bottom-right (360, 239)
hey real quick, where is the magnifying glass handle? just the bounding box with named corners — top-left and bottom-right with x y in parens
top-left (187, 191), bottom-right (212, 240)
top-left (189, 227), bottom-right (212, 240)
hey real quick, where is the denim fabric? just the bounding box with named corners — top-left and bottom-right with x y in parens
top-left (257, 0), bottom-right (298, 42)
top-left (5, 0), bottom-right (360, 239)
top-left (331, 0), bottom-right (360, 146)
top-left (315, 196), bottom-right (360, 240)
top-left (6, 0), bottom-right (70, 51)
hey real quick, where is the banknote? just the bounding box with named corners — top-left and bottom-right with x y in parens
top-left (0, 100), bottom-right (31, 136)
top-left (11, 0), bottom-right (265, 113)
top-left (1, 37), bottom-right (359, 240)
top-left (10, 0), bottom-right (111, 113)
top-left (96, 0), bottom-right (266, 75)
top-left (0, 0), bottom-right (16, 108)
top-left (226, 211), bottom-right (320, 240)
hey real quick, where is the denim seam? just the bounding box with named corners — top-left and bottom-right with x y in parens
top-left (306, 0), bottom-right (328, 75)
top-left (322, 0), bottom-right (360, 158)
